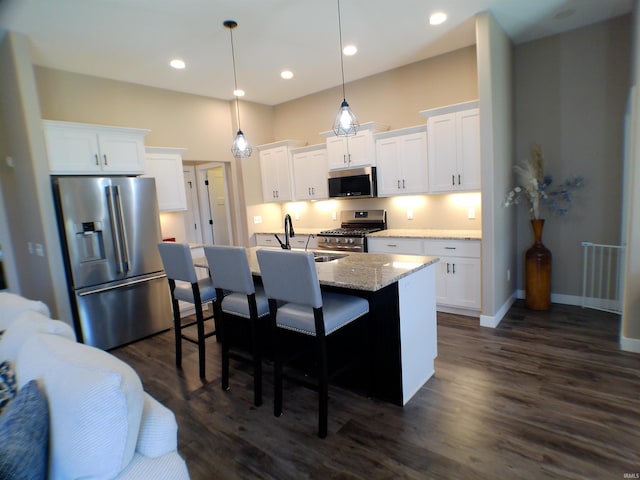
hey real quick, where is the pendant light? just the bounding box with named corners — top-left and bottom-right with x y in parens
top-left (224, 20), bottom-right (252, 158)
top-left (332, 0), bottom-right (359, 136)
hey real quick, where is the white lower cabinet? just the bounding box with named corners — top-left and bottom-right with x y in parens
top-left (423, 239), bottom-right (481, 311)
top-left (368, 237), bottom-right (481, 312)
top-left (367, 237), bottom-right (423, 255)
top-left (255, 233), bottom-right (317, 250)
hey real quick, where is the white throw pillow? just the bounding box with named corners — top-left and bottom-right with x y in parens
top-left (15, 333), bottom-right (144, 480)
top-left (0, 310), bottom-right (76, 363)
top-left (0, 292), bottom-right (50, 330)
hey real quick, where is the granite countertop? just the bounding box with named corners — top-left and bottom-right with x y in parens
top-left (195, 247), bottom-right (439, 292)
top-left (368, 229), bottom-right (482, 240)
top-left (249, 247), bottom-right (437, 291)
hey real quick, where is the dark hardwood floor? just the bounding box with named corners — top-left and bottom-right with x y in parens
top-left (112, 301), bottom-right (640, 480)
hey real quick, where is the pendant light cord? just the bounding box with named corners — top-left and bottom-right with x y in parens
top-left (337, 0), bottom-right (346, 101)
top-left (228, 24), bottom-right (242, 131)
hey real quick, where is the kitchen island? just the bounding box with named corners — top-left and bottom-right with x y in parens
top-left (239, 247), bottom-right (440, 406)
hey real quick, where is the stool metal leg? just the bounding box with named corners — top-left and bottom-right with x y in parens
top-left (168, 279), bottom-right (182, 369)
top-left (248, 293), bottom-right (263, 407)
top-left (314, 307), bottom-right (328, 439)
top-left (270, 299), bottom-right (283, 417)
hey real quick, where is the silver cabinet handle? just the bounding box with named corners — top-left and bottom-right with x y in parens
top-left (402, 179), bottom-right (406, 188)
top-left (452, 263), bottom-right (456, 274)
top-left (386, 244), bottom-right (397, 248)
top-left (458, 174), bottom-right (461, 185)
top-left (452, 175), bottom-right (455, 186)
top-left (343, 154), bottom-right (347, 163)
top-left (94, 154), bottom-right (99, 166)
top-left (445, 246), bottom-right (456, 250)
top-left (103, 154), bottom-right (108, 166)
top-left (397, 180), bottom-right (401, 189)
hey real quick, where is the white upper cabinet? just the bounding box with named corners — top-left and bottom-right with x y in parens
top-left (375, 126), bottom-right (428, 197)
top-left (421, 101), bottom-right (481, 193)
top-left (43, 120), bottom-right (149, 174)
top-left (292, 144), bottom-right (328, 201)
top-left (321, 122), bottom-right (388, 171)
top-left (258, 140), bottom-right (305, 203)
top-left (144, 147), bottom-right (187, 212)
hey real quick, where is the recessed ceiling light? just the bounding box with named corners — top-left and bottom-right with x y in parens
top-left (281, 70), bottom-right (294, 80)
top-left (169, 59), bottom-right (186, 69)
top-left (343, 45), bottom-right (357, 56)
top-left (233, 89), bottom-right (245, 97)
top-left (429, 12), bottom-right (447, 26)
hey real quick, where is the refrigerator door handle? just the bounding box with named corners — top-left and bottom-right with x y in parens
top-left (78, 273), bottom-right (167, 296)
top-left (113, 185), bottom-right (131, 272)
top-left (106, 185), bottom-right (125, 273)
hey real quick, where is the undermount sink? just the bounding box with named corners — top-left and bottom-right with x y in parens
top-left (313, 252), bottom-right (348, 263)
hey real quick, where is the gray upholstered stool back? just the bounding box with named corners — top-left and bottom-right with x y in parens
top-left (256, 249), bottom-right (322, 309)
top-left (157, 242), bottom-right (198, 283)
top-left (204, 245), bottom-right (255, 295)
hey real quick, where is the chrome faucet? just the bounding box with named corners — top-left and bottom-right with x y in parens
top-left (273, 213), bottom-right (295, 250)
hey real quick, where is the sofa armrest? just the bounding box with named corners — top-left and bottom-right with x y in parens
top-left (136, 393), bottom-right (179, 458)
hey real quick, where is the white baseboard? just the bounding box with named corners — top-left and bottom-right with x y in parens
top-left (480, 292), bottom-right (516, 329)
top-left (621, 335), bottom-right (640, 353)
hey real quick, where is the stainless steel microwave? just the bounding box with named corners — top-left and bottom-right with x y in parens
top-left (328, 167), bottom-right (377, 198)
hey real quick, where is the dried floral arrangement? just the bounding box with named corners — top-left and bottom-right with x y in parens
top-left (505, 143), bottom-right (584, 219)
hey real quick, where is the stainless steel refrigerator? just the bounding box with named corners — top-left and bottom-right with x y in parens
top-left (52, 176), bottom-right (172, 350)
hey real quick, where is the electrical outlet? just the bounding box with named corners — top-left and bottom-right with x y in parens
top-left (294, 212), bottom-right (300, 221)
top-left (468, 207), bottom-right (476, 219)
top-left (27, 242), bottom-right (34, 254)
top-left (253, 215), bottom-right (262, 224)
top-left (407, 209), bottom-right (413, 220)
top-left (331, 212), bottom-right (337, 221)
top-left (34, 244), bottom-right (45, 257)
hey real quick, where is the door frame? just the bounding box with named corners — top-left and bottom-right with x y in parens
top-left (195, 162), bottom-right (234, 246)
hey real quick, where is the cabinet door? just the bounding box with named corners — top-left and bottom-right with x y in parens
top-left (45, 126), bottom-right (102, 174)
top-left (457, 108), bottom-right (481, 191)
top-left (293, 149), bottom-right (328, 200)
top-left (255, 233), bottom-right (279, 247)
top-left (145, 152), bottom-right (187, 212)
top-left (400, 132), bottom-right (428, 194)
top-left (98, 132), bottom-right (146, 174)
top-left (439, 256), bottom-right (481, 309)
top-left (326, 136), bottom-right (348, 170)
top-left (260, 146), bottom-right (293, 203)
top-left (427, 113), bottom-right (457, 192)
top-left (375, 137), bottom-right (402, 196)
top-left (260, 149), bottom-right (279, 202)
top-left (346, 131), bottom-right (373, 168)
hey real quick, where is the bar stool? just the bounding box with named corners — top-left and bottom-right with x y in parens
top-left (157, 242), bottom-right (217, 379)
top-left (256, 249), bottom-right (369, 438)
top-left (204, 245), bottom-right (269, 406)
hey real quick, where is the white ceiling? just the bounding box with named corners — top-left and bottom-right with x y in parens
top-left (0, 0), bottom-right (632, 106)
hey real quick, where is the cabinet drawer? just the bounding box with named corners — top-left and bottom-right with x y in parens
top-left (423, 239), bottom-right (480, 258)
top-left (255, 234), bottom-right (279, 247)
top-left (368, 237), bottom-right (423, 255)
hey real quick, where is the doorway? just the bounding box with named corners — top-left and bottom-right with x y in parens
top-left (182, 166), bottom-right (203, 245)
top-left (195, 163), bottom-right (233, 246)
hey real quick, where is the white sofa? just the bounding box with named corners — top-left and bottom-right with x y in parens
top-left (0, 292), bottom-right (190, 480)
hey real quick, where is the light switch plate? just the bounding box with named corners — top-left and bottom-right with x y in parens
top-left (467, 208), bottom-right (476, 219)
top-left (253, 215), bottom-right (262, 224)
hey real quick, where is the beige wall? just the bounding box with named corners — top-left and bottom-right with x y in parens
top-left (514, 15), bottom-right (631, 299)
top-left (273, 46), bottom-right (478, 145)
top-left (476, 12), bottom-right (514, 324)
top-left (0, 33), bottom-right (70, 320)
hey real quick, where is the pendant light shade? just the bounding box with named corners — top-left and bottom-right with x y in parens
top-left (224, 20), bottom-right (252, 158)
top-left (332, 0), bottom-right (358, 136)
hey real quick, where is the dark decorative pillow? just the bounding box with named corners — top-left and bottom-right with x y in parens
top-left (0, 380), bottom-right (50, 480)
top-left (0, 361), bottom-right (16, 414)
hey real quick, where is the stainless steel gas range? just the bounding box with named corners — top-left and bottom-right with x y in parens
top-left (316, 209), bottom-right (387, 253)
